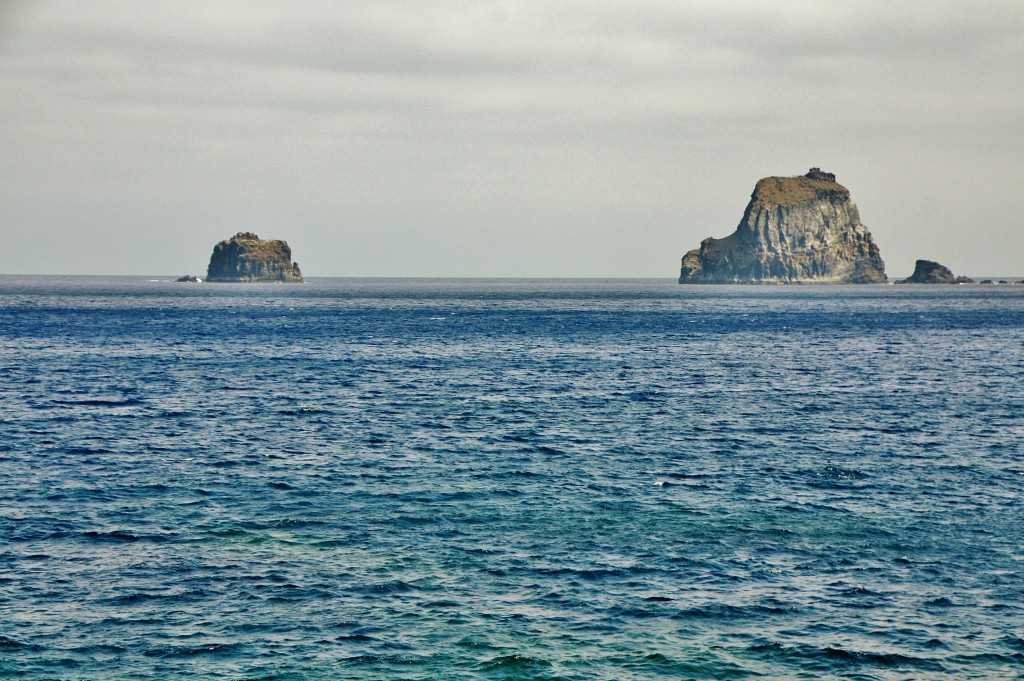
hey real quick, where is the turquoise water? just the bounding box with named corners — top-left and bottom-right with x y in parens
top-left (2, 277), bottom-right (1023, 679)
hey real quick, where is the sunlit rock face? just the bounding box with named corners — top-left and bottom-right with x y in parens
top-left (679, 169), bottom-right (886, 284)
top-left (206, 232), bottom-right (303, 283)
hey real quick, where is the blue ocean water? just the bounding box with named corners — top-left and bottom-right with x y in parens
top-left (2, 276), bottom-right (1024, 680)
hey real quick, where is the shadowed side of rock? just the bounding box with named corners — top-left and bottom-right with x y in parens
top-left (679, 169), bottom-right (887, 284)
top-left (206, 232), bottom-right (303, 283)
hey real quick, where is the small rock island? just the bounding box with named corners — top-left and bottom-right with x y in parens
top-left (897, 260), bottom-right (974, 284)
top-left (679, 168), bottom-right (887, 284)
top-left (206, 232), bottom-right (303, 283)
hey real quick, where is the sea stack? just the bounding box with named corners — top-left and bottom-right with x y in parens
top-left (897, 260), bottom-right (973, 284)
top-left (679, 168), bottom-right (886, 284)
top-left (206, 232), bottom-right (303, 283)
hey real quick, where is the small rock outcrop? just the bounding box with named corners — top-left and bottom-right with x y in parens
top-left (678, 168), bottom-right (886, 284)
top-left (206, 232), bottom-right (303, 283)
top-left (896, 260), bottom-right (967, 284)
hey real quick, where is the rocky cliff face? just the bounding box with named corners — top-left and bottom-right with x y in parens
top-left (206, 232), bottom-right (303, 283)
top-left (679, 168), bottom-right (887, 284)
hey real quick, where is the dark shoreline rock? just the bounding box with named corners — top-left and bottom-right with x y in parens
top-left (206, 232), bottom-right (303, 283)
top-left (678, 168), bottom-right (886, 284)
top-left (897, 260), bottom-right (971, 284)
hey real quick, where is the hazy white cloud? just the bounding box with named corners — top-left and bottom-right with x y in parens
top-left (1, 0), bottom-right (1022, 276)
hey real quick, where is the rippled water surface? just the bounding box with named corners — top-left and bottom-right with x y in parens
top-left (2, 276), bottom-right (1024, 679)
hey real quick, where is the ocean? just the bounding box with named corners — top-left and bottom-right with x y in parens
top-left (1, 276), bottom-right (1023, 680)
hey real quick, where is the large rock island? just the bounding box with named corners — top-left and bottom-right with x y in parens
top-left (679, 168), bottom-right (886, 284)
top-left (206, 232), bottom-right (303, 283)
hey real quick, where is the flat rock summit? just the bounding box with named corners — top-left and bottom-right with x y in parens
top-left (679, 169), bottom-right (887, 284)
top-left (206, 232), bottom-right (303, 283)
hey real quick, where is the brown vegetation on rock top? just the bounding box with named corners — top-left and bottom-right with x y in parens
top-left (750, 170), bottom-right (848, 209)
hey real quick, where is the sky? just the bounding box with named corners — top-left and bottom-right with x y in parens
top-left (1, 1), bottom-right (1022, 278)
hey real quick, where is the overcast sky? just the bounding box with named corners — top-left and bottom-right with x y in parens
top-left (1, 1), bottom-right (1022, 277)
